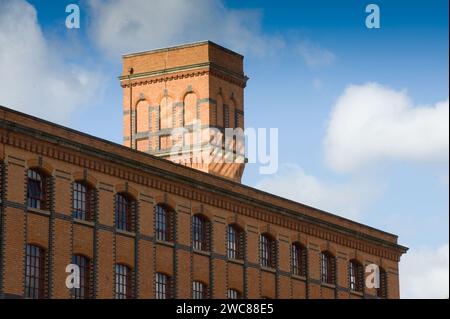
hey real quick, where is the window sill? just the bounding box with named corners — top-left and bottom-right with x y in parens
top-left (321, 282), bottom-right (336, 289)
top-left (116, 229), bottom-right (136, 238)
top-left (228, 258), bottom-right (244, 265)
top-left (292, 274), bottom-right (307, 281)
top-left (27, 207), bottom-right (50, 217)
top-left (261, 266), bottom-right (276, 274)
top-left (74, 218), bottom-right (95, 228)
top-left (155, 240), bottom-right (175, 248)
top-left (193, 249), bottom-right (211, 257)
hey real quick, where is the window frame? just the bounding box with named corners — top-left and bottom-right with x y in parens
top-left (377, 267), bottom-right (388, 298)
top-left (25, 244), bottom-right (46, 299)
top-left (259, 234), bottom-right (276, 269)
top-left (27, 169), bottom-right (48, 210)
top-left (155, 204), bottom-right (172, 242)
top-left (192, 281), bottom-right (208, 299)
top-left (72, 181), bottom-right (93, 221)
top-left (71, 254), bottom-right (91, 299)
top-left (115, 193), bottom-right (134, 232)
top-left (115, 264), bottom-right (133, 299)
top-left (155, 272), bottom-right (172, 299)
top-left (227, 224), bottom-right (244, 260)
top-left (291, 243), bottom-right (307, 277)
top-left (320, 251), bottom-right (336, 285)
top-left (349, 259), bottom-right (363, 292)
top-left (227, 289), bottom-right (241, 299)
top-left (192, 214), bottom-right (209, 251)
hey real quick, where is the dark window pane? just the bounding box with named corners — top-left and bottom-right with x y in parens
top-left (25, 244), bottom-right (45, 299)
top-left (192, 281), bottom-right (207, 299)
top-left (115, 264), bottom-right (133, 299)
top-left (73, 182), bottom-right (92, 221)
top-left (71, 255), bottom-right (91, 299)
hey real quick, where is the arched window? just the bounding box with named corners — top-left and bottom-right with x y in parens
top-left (377, 267), bottom-right (388, 298)
top-left (227, 224), bottom-right (244, 260)
top-left (115, 264), bottom-right (133, 299)
top-left (291, 243), bottom-right (307, 277)
top-left (227, 289), bottom-right (241, 299)
top-left (192, 281), bottom-right (208, 299)
top-left (27, 169), bottom-right (49, 210)
top-left (155, 273), bottom-right (172, 299)
top-left (25, 244), bottom-right (46, 299)
top-left (349, 259), bottom-right (364, 292)
top-left (259, 234), bottom-right (276, 268)
top-left (320, 251), bottom-right (336, 285)
top-left (155, 204), bottom-right (172, 242)
top-left (73, 181), bottom-right (94, 221)
top-left (192, 214), bottom-right (210, 251)
top-left (115, 193), bottom-right (135, 232)
top-left (72, 255), bottom-right (91, 299)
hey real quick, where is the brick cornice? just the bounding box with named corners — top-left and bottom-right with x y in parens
top-left (119, 62), bottom-right (248, 89)
top-left (0, 120), bottom-right (407, 262)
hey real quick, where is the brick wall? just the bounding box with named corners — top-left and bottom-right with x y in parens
top-left (0, 105), bottom-right (406, 299)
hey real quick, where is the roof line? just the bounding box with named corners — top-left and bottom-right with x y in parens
top-left (0, 104), bottom-right (403, 245)
top-left (122, 40), bottom-right (244, 59)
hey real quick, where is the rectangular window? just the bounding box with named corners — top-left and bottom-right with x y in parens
top-left (227, 226), bottom-right (237, 259)
top-left (321, 252), bottom-right (335, 284)
top-left (227, 289), bottom-right (241, 299)
top-left (260, 235), bottom-right (274, 268)
top-left (73, 182), bottom-right (91, 221)
top-left (192, 215), bottom-right (207, 251)
top-left (156, 273), bottom-right (171, 299)
top-left (115, 264), bottom-right (132, 299)
top-left (27, 169), bottom-right (47, 210)
top-left (155, 205), bottom-right (170, 241)
top-left (25, 244), bottom-right (46, 299)
top-left (72, 255), bottom-right (91, 299)
top-left (192, 281), bottom-right (207, 299)
top-left (116, 194), bottom-right (132, 232)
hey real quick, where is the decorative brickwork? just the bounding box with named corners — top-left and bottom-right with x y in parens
top-left (0, 42), bottom-right (407, 299)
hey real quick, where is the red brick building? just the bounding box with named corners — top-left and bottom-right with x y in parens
top-left (0, 41), bottom-right (407, 299)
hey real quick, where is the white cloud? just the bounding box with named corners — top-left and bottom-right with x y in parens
top-left (400, 243), bottom-right (449, 299)
top-left (255, 163), bottom-right (380, 219)
top-left (87, 0), bottom-right (282, 58)
top-left (296, 40), bottom-right (336, 68)
top-left (324, 83), bottom-right (449, 173)
top-left (0, 0), bottom-right (102, 123)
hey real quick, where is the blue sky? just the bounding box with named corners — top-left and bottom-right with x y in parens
top-left (0, 0), bottom-right (448, 298)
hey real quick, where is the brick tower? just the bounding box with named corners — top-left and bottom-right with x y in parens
top-left (120, 41), bottom-right (248, 182)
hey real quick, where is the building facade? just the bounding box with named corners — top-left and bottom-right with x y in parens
top-left (0, 41), bottom-right (407, 299)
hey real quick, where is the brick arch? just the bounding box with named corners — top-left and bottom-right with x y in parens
top-left (134, 96), bottom-right (151, 108)
top-left (259, 224), bottom-right (278, 239)
top-left (26, 158), bottom-right (54, 176)
top-left (26, 241), bottom-right (48, 252)
top-left (72, 250), bottom-right (93, 261)
top-left (319, 243), bottom-right (337, 257)
top-left (72, 171), bottom-right (98, 188)
top-left (191, 204), bottom-right (213, 221)
top-left (114, 183), bottom-right (139, 200)
top-left (348, 250), bottom-right (364, 264)
top-left (153, 194), bottom-right (178, 211)
top-left (179, 87), bottom-right (200, 103)
top-left (115, 260), bottom-right (134, 270)
top-left (155, 91), bottom-right (176, 105)
top-left (290, 233), bottom-right (308, 247)
top-left (226, 215), bottom-right (246, 229)
top-left (154, 269), bottom-right (172, 277)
